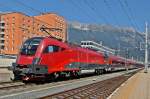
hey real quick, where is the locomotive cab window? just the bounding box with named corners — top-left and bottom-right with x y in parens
top-left (20, 37), bottom-right (43, 55)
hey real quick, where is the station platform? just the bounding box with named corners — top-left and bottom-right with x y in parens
top-left (109, 68), bottom-right (150, 99)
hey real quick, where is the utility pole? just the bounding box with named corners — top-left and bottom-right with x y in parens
top-left (118, 43), bottom-right (120, 56)
top-left (144, 22), bottom-right (148, 73)
top-left (125, 48), bottom-right (129, 72)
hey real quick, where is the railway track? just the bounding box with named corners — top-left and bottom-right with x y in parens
top-left (0, 69), bottom-right (140, 91)
top-left (41, 70), bottom-right (139, 99)
top-left (0, 71), bottom-right (130, 91)
top-left (0, 69), bottom-right (141, 99)
top-left (0, 82), bottom-right (25, 90)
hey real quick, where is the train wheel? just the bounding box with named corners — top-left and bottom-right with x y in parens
top-left (96, 69), bottom-right (104, 75)
top-left (98, 69), bottom-right (101, 75)
top-left (95, 69), bottom-right (99, 75)
top-left (50, 73), bottom-right (59, 82)
top-left (13, 72), bottom-right (22, 81)
top-left (103, 69), bottom-right (107, 74)
top-left (44, 74), bottom-right (52, 83)
top-left (70, 71), bottom-right (80, 79)
top-left (76, 71), bottom-right (81, 79)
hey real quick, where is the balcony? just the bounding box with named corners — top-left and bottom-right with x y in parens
top-left (0, 38), bottom-right (5, 40)
top-left (0, 45), bottom-right (5, 50)
top-left (0, 20), bottom-right (5, 23)
top-left (0, 34), bottom-right (4, 37)
top-left (0, 40), bottom-right (4, 43)
top-left (0, 43), bottom-right (4, 46)
top-left (0, 26), bottom-right (5, 29)
top-left (0, 32), bottom-right (4, 34)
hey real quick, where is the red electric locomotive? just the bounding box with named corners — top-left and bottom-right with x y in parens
top-left (12, 36), bottom-right (142, 82)
top-left (12, 37), bottom-right (107, 81)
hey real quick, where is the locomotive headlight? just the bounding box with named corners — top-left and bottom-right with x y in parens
top-left (32, 57), bottom-right (41, 65)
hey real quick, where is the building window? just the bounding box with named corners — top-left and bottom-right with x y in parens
top-left (0, 34), bottom-right (4, 38)
top-left (6, 35), bottom-right (8, 38)
top-left (5, 46), bottom-right (7, 50)
top-left (0, 29), bottom-right (5, 32)
top-left (12, 17), bottom-right (15, 21)
top-left (12, 28), bottom-right (15, 32)
top-left (12, 23), bottom-right (15, 26)
top-left (1, 16), bottom-right (4, 20)
top-left (1, 40), bottom-right (4, 43)
top-left (12, 39), bottom-right (15, 45)
top-left (23, 36), bottom-right (26, 40)
top-left (22, 24), bottom-right (25, 27)
top-left (0, 23), bottom-right (5, 27)
top-left (1, 45), bottom-right (4, 49)
top-left (22, 18), bottom-right (25, 22)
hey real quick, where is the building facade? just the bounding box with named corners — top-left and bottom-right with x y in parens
top-left (81, 41), bottom-right (116, 55)
top-left (0, 12), bottom-right (67, 55)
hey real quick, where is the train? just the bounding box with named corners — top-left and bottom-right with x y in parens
top-left (12, 36), bottom-right (143, 82)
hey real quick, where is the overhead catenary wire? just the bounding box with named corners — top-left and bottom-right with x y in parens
top-left (12, 0), bottom-right (67, 40)
top-left (83, 0), bottom-right (110, 25)
top-left (122, 0), bottom-right (137, 47)
top-left (80, 0), bottom-right (110, 42)
top-left (103, 0), bottom-right (119, 26)
top-left (68, 0), bottom-right (100, 42)
top-left (14, 0), bottom-right (44, 15)
top-left (123, 0), bottom-right (141, 31)
top-left (69, 0), bottom-right (101, 24)
top-left (0, 3), bottom-right (17, 12)
top-left (14, 0), bottom-right (96, 43)
top-left (13, 0), bottom-right (142, 41)
top-left (117, 0), bottom-right (144, 49)
top-left (117, 0), bottom-right (138, 30)
top-left (68, 0), bottom-right (104, 65)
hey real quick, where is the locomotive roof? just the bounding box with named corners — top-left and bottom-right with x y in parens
top-left (32, 37), bottom-right (44, 39)
top-left (27, 37), bottom-right (44, 41)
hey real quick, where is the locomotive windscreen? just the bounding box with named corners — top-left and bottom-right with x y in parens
top-left (20, 37), bottom-right (43, 55)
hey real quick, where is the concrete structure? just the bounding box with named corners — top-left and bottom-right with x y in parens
top-left (0, 68), bottom-right (13, 82)
top-left (109, 69), bottom-right (150, 99)
top-left (0, 58), bottom-right (16, 82)
top-left (0, 58), bottom-right (16, 67)
top-left (0, 12), bottom-right (67, 55)
top-left (81, 41), bottom-right (116, 55)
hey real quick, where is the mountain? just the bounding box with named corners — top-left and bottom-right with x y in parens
top-left (68, 21), bottom-right (145, 61)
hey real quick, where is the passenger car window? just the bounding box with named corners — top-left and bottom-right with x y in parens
top-left (48, 46), bottom-right (53, 52)
top-left (44, 45), bottom-right (60, 53)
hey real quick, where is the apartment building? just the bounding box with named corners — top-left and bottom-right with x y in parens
top-left (0, 12), bottom-right (67, 55)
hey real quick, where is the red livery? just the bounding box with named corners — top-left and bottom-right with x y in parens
top-left (12, 37), bottom-right (142, 82)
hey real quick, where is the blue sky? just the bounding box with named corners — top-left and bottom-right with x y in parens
top-left (0, 0), bottom-right (149, 32)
